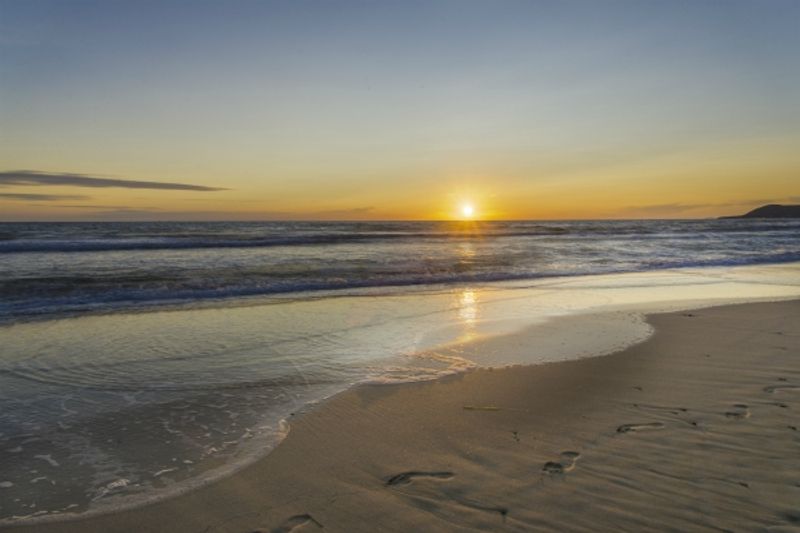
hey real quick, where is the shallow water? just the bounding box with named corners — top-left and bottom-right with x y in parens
top-left (1, 262), bottom-right (800, 522)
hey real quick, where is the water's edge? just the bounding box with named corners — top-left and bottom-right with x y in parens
top-left (5, 285), bottom-right (799, 527)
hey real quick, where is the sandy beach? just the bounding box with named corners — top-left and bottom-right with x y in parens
top-left (8, 299), bottom-right (798, 532)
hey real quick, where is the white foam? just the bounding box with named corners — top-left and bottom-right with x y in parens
top-left (106, 479), bottom-right (130, 490)
top-left (34, 455), bottom-right (59, 467)
top-left (92, 479), bottom-right (131, 502)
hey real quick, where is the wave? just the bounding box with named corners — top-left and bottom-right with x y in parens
top-left (1, 219), bottom-right (798, 323)
top-left (3, 250), bottom-right (799, 324)
top-left (2, 220), bottom-right (798, 254)
top-left (0, 230), bottom-right (569, 253)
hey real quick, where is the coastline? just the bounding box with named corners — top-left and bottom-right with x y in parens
top-left (8, 299), bottom-right (800, 532)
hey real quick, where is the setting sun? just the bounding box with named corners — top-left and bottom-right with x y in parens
top-left (461, 203), bottom-right (475, 219)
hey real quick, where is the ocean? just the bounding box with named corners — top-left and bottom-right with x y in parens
top-left (1, 219), bottom-right (800, 522)
top-left (2, 219), bottom-right (799, 321)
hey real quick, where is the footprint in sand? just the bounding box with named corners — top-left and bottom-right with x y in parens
top-left (633, 403), bottom-right (688, 416)
top-left (725, 404), bottom-right (751, 420)
top-left (764, 385), bottom-right (800, 394)
top-left (384, 472), bottom-right (506, 521)
top-left (385, 471), bottom-right (455, 486)
top-left (542, 451), bottom-right (581, 475)
top-left (251, 514), bottom-right (323, 533)
top-left (616, 422), bottom-right (665, 433)
top-left (457, 498), bottom-right (508, 520)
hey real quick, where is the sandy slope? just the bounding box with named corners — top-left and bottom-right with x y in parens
top-left (9, 300), bottom-right (800, 533)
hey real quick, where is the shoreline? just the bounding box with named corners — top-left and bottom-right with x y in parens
top-left (7, 299), bottom-right (800, 532)
top-left (4, 259), bottom-right (800, 327)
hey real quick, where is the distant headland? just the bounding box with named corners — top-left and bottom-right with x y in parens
top-left (720, 204), bottom-right (800, 219)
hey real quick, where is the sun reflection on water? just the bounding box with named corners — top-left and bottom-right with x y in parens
top-left (458, 288), bottom-right (479, 342)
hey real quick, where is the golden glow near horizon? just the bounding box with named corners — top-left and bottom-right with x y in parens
top-left (1, 3), bottom-right (799, 221)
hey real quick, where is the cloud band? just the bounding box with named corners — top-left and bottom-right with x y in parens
top-left (0, 170), bottom-right (226, 191)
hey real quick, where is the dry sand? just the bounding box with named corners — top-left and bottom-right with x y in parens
top-left (8, 300), bottom-right (800, 532)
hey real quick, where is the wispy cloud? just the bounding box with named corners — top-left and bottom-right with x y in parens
top-left (80, 206), bottom-right (378, 221)
top-left (618, 203), bottom-right (716, 216)
top-left (0, 170), bottom-right (226, 191)
top-left (29, 204), bottom-right (141, 209)
top-left (310, 207), bottom-right (375, 218)
top-left (4, 205), bottom-right (379, 222)
top-left (0, 192), bottom-right (90, 201)
top-left (618, 199), bottom-right (778, 217)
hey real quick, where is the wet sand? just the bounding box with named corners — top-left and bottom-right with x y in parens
top-left (8, 300), bottom-right (800, 532)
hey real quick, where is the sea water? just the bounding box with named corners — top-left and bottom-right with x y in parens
top-left (1, 220), bottom-right (799, 522)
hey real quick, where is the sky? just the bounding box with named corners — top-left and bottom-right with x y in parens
top-left (1, 0), bottom-right (798, 221)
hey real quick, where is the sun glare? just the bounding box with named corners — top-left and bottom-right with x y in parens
top-left (461, 203), bottom-right (475, 219)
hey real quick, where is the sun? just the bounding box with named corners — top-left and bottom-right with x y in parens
top-left (460, 203), bottom-right (475, 219)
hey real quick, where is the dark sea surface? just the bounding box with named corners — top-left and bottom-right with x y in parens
top-left (2, 219), bottom-right (799, 322)
top-left (1, 219), bottom-right (799, 522)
